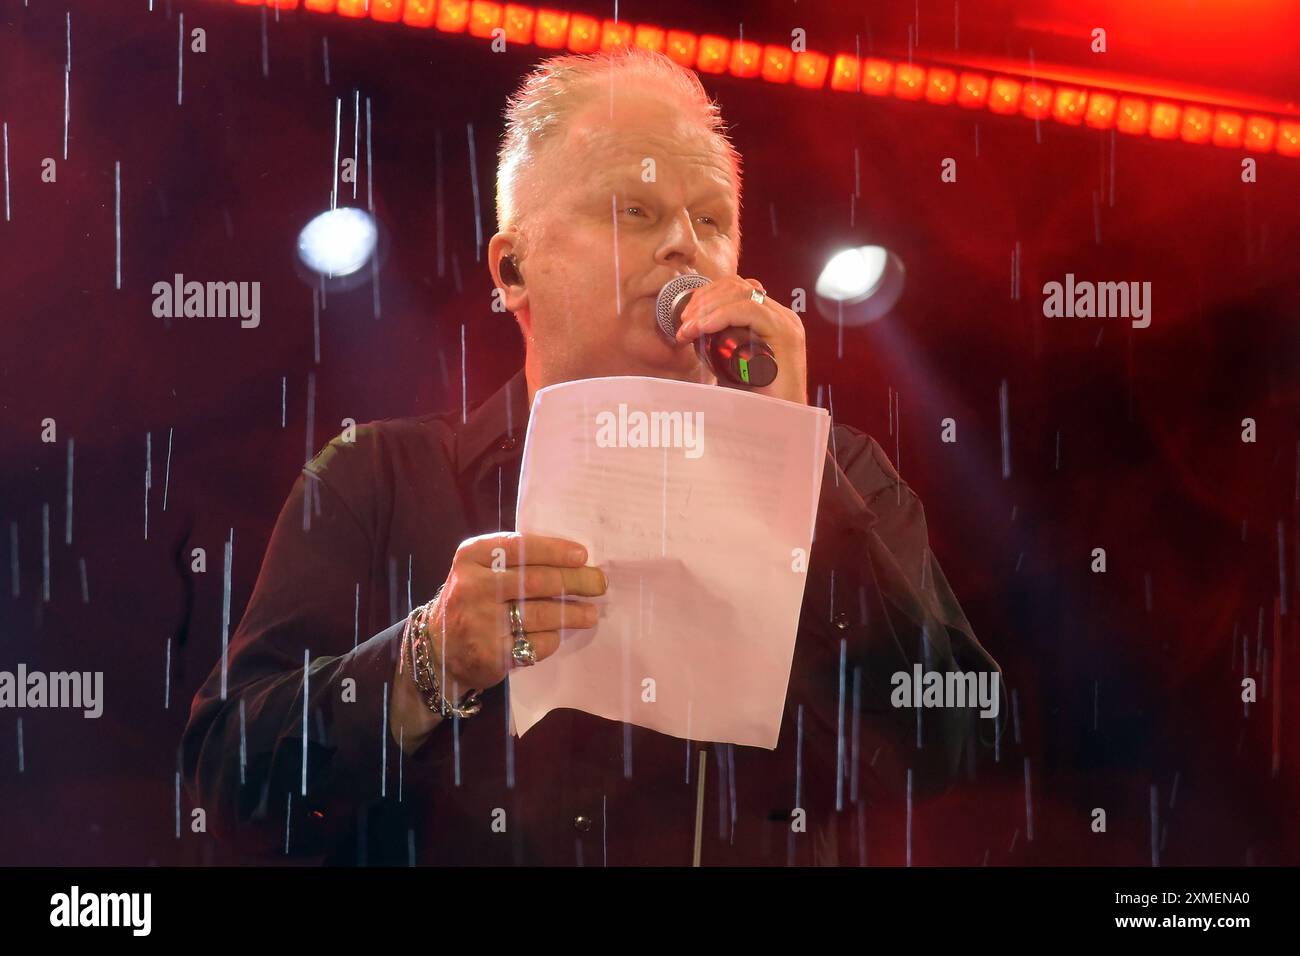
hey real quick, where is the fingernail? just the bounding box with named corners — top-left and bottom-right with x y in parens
top-left (678, 321), bottom-right (694, 339)
top-left (569, 546), bottom-right (586, 563)
top-left (599, 569), bottom-right (609, 592)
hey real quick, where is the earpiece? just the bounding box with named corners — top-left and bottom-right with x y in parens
top-left (499, 254), bottom-right (524, 286)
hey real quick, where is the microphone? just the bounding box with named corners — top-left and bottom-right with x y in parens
top-left (654, 274), bottom-right (779, 388)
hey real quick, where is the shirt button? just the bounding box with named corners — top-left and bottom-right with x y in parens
top-left (833, 612), bottom-right (850, 630)
top-left (498, 435), bottom-right (518, 452)
top-left (573, 814), bottom-right (593, 832)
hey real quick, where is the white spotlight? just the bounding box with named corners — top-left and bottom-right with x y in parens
top-left (296, 207), bottom-right (378, 278)
top-left (814, 245), bottom-right (905, 325)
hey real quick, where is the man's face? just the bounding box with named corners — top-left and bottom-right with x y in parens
top-left (502, 89), bottom-right (741, 391)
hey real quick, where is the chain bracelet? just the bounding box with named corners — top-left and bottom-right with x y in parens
top-left (403, 589), bottom-right (482, 719)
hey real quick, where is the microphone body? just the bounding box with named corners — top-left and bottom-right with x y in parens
top-left (654, 275), bottom-right (779, 388)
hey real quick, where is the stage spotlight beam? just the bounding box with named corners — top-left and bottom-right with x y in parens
top-left (814, 245), bottom-right (906, 325)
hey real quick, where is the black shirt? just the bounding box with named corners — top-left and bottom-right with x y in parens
top-left (181, 367), bottom-right (1001, 865)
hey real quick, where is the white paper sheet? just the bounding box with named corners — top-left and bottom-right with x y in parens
top-left (509, 375), bottom-right (831, 750)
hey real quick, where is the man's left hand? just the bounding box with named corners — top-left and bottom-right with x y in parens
top-left (676, 276), bottom-right (808, 407)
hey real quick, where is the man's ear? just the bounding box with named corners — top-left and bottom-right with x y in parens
top-left (488, 231), bottom-right (528, 315)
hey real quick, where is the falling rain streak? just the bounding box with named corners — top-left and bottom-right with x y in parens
top-left (41, 503), bottom-right (50, 601)
top-left (9, 522), bottom-right (19, 597)
top-left (301, 373), bottom-right (316, 531)
top-left (466, 122), bottom-right (482, 261)
top-left (259, 5), bottom-right (270, 78)
top-left (301, 649), bottom-right (309, 796)
top-left (65, 439), bottom-right (74, 544)
top-left (114, 161), bottom-right (122, 288)
top-left (381, 682), bottom-right (389, 798)
top-left (331, 97), bottom-right (341, 211)
top-left (999, 379), bottom-right (1011, 478)
top-left (906, 768), bottom-right (913, 866)
top-left (64, 12), bottom-right (71, 160)
top-left (835, 637), bottom-right (847, 811)
top-left (1150, 784), bottom-right (1160, 867)
top-left (176, 13), bottom-right (184, 106)
top-left (692, 751), bottom-right (707, 866)
top-left (221, 529), bottom-right (233, 700)
top-left (1023, 757), bottom-right (1034, 841)
top-left (162, 427), bottom-right (173, 511)
top-left (3, 122), bottom-right (9, 221)
top-left (1010, 240), bottom-right (1021, 300)
top-left (143, 431), bottom-right (152, 539)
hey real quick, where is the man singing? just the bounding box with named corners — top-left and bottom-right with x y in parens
top-left (182, 47), bottom-right (1000, 866)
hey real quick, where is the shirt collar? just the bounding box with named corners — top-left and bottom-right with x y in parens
top-left (454, 366), bottom-right (531, 475)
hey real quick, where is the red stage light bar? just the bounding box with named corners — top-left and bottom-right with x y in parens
top-left (221, 0), bottom-right (1300, 158)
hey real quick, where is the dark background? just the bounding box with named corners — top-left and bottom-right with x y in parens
top-left (1, 0), bottom-right (1298, 865)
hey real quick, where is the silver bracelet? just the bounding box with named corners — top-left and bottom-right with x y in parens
top-left (402, 591), bottom-right (481, 718)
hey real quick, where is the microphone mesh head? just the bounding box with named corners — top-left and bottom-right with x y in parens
top-left (654, 274), bottom-right (712, 340)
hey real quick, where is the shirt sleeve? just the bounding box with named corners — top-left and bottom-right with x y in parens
top-left (180, 432), bottom-right (410, 862)
top-left (790, 426), bottom-right (1003, 807)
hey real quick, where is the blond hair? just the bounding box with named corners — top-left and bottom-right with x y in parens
top-left (495, 47), bottom-right (743, 240)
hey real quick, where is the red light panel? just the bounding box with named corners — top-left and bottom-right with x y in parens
top-left (761, 46), bottom-right (794, 83)
top-left (925, 68), bottom-right (957, 104)
top-left (436, 0), bottom-right (469, 31)
top-left (1053, 88), bottom-right (1086, 125)
top-left (467, 2), bottom-right (503, 37)
top-left (1244, 116), bottom-right (1276, 151)
top-left (1149, 102), bottom-right (1181, 139)
top-left (1021, 83), bottom-right (1052, 119)
top-left (502, 5), bottom-right (534, 42)
top-left (861, 59), bottom-right (893, 96)
top-left (403, 0), bottom-right (435, 27)
top-left (893, 64), bottom-right (926, 100)
top-left (224, 1), bottom-right (1300, 161)
top-left (1084, 92), bottom-right (1116, 129)
top-left (1116, 97), bottom-right (1150, 134)
top-left (664, 31), bottom-right (698, 66)
top-left (988, 77), bottom-right (1021, 114)
top-left (1213, 112), bottom-right (1243, 147)
top-left (1180, 106), bottom-right (1212, 143)
top-left (727, 40), bottom-right (761, 78)
top-left (534, 9), bottom-right (569, 48)
top-left (633, 25), bottom-right (665, 53)
top-left (1277, 122), bottom-right (1300, 157)
top-left (566, 14), bottom-right (600, 52)
top-left (956, 73), bottom-right (989, 108)
top-left (830, 55), bottom-right (860, 93)
top-left (600, 20), bottom-right (633, 51)
top-left (793, 52), bottom-right (829, 89)
top-left (697, 36), bottom-right (730, 74)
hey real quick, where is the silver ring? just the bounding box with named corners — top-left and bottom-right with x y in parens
top-left (511, 636), bottom-right (538, 667)
top-left (508, 599), bottom-right (526, 638)
top-left (750, 288), bottom-right (767, 305)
